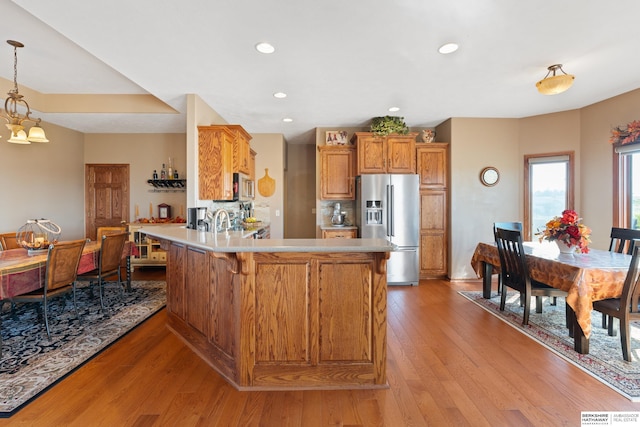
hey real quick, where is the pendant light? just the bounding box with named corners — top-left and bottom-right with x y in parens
top-left (1, 40), bottom-right (49, 143)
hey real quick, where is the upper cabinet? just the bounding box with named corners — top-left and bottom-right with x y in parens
top-left (416, 144), bottom-right (448, 189)
top-left (249, 148), bottom-right (257, 181)
top-left (319, 145), bottom-right (356, 200)
top-left (351, 132), bottom-right (418, 174)
top-left (228, 124), bottom-right (253, 176)
top-left (198, 125), bottom-right (235, 201)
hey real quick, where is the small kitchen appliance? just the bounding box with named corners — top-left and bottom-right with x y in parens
top-left (187, 207), bottom-right (209, 231)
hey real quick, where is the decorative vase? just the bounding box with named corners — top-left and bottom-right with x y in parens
top-left (555, 240), bottom-right (574, 254)
top-left (421, 129), bottom-right (436, 143)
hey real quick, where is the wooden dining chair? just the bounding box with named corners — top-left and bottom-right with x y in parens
top-left (592, 245), bottom-right (640, 362)
top-left (10, 239), bottom-right (87, 339)
top-left (494, 227), bottom-right (568, 326)
top-left (96, 225), bottom-right (127, 240)
top-left (76, 231), bottom-right (128, 310)
top-left (492, 222), bottom-right (523, 294)
top-left (602, 228), bottom-right (640, 329)
top-left (0, 232), bottom-right (21, 250)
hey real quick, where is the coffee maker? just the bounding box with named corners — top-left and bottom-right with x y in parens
top-left (187, 207), bottom-right (209, 231)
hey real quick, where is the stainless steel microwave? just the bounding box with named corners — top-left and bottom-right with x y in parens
top-left (233, 173), bottom-right (254, 201)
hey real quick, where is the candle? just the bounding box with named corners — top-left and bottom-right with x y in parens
top-left (149, 203), bottom-right (153, 218)
top-left (135, 205), bottom-right (139, 217)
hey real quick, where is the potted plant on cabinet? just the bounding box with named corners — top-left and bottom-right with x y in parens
top-left (370, 116), bottom-right (409, 136)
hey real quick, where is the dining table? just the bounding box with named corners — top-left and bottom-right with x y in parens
top-left (470, 240), bottom-right (631, 354)
top-left (0, 239), bottom-right (138, 300)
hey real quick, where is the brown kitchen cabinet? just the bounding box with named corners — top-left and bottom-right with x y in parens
top-left (198, 125), bottom-right (235, 200)
top-left (318, 145), bottom-right (356, 200)
top-left (228, 124), bottom-right (253, 176)
top-left (351, 132), bottom-right (418, 175)
top-left (416, 143), bottom-right (449, 278)
top-left (322, 228), bottom-right (357, 239)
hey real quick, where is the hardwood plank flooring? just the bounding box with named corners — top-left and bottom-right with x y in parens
top-left (1, 269), bottom-right (638, 426)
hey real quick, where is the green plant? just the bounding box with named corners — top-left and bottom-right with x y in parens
top-left (370, 116), bottom-right (409, 136)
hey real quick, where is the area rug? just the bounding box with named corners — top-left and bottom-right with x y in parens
top-left (459, 290), bottom-right (640, 402)
top-left (0, 280), bottom-right (166, 417)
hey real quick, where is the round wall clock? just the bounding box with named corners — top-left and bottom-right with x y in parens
top-left (480, 167), bottom-right (500, 187)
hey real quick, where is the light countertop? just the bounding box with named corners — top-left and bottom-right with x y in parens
top-left (140, 225), bottom-right (394, 253)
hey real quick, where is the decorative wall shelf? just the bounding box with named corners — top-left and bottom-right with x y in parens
top-left (147, 179), bottom-right (186, 193)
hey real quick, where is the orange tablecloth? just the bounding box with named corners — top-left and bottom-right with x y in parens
top-left (471, 241), bottom-right (631, 339)
top-left (0, 240), bottom-right (137, 300)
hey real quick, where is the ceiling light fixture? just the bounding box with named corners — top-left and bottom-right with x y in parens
top-left (536, 64), bottom-right (575, 95)
top-left (282, 117), bottom-right (293, 123)
top-left (273, 92), bottom-right (287, 99)
top-left (388, 107), bottom-right (400, 112)
top-left (438, 43), bottom-right (459, 54)
top-left (255, 42), bottom-right (275, 54)
top-left (1, 40), bottom-right (48, 144)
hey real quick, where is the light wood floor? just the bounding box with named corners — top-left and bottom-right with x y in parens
top-left (1, 269), bottom-right (638, 426)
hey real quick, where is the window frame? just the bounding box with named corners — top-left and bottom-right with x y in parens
top-left (523, 151), bottom-right (575, 240)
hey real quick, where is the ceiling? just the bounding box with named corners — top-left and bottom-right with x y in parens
top-left (2, 0), bottom-right (640, 145)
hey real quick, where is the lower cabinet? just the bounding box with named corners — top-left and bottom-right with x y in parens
top-left (322, 228), bottom-right (357, 239)
top-left (129, 224), bottom-right (167, 269)
top-left (164, 245), bottom-right (388, 389)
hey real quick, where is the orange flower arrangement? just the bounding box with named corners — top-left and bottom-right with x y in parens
top-left (610, 120), bottom-right (640, 145)
top-left (538, 209), bottom-right (591, 253)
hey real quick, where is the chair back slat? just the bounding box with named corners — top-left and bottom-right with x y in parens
top-left (609, 227), bottom-right (640, 254)
top-left (99, 232), bottom-right (128, 274)
top-left (45, 239), bottom-right (87, 292)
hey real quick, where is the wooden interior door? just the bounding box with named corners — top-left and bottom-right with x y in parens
top-left (85, 164), bottom-right (130, 240)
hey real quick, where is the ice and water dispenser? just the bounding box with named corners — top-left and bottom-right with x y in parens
top-left (365, 200), bottom-right (383, 225)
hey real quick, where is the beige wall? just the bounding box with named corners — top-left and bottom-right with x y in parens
top-left (84, 133), bottom-right (187, 220)
top-left (0, 121), bottom-right (86, 239)
top-left (580, 89), bottom-right (640, 248)
top-left (445, 118), bottom-right (520, 279)
top-left (251, 134), bottom-right (285, 239)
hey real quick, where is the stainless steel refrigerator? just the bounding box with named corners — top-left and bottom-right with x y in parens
top-left (356, 174), bottom-right (420, 286)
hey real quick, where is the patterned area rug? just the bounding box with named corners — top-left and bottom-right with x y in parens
top-left (0, 280), bottom-right (166, 417)
top-left (460, 290), bottom-right (640, 402)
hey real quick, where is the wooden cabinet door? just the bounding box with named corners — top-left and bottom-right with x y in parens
top-left (198, 126), bottom-right (235, 200)
top-left (354, 133), bottom-right (386, 174)
top-left (167, 242), bottom-right (186, 319)
top-left (186, 247), bottom-right (210, 336)
top-left (386, 135), bottom-right (416, 173)
top-left (319, 146), bottom-right (355, 200)
top-left (419, 190), bottom-right (447, 276)
top-left (229, 125), bottom-right (252, 175)
top-left (417, 144), bottom-right (447, 189)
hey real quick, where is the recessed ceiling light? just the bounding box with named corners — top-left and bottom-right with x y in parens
top-left (282, 117), bottom-right (293, 123)
top-left (273, 92), bottom-right (287, 99)
top-left (438, 43), bottom-right (459, 54)
top-left (255, 42), bottom-right (275, 54)
top-left (388, 107), bottom-right (400, 112)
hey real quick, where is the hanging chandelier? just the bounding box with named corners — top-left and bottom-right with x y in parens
top-left (1, 40), bottom-right (48, 144)
top-left (536, 64), bottom-right (575, 95)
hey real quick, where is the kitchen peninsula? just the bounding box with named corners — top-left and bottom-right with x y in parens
top-left (140, 225), bottom-right (393, 390)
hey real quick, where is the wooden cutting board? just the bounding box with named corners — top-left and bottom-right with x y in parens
top-left (258, 168), bottom-right (276, 197)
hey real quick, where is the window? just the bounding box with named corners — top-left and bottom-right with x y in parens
top-left (524, 152), bottom-right (574, 240)
top-left (614, 144), bottom-right (640, 228)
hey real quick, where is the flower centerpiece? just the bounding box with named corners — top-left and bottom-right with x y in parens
top-left (538, 209), bottom-right (591, 253)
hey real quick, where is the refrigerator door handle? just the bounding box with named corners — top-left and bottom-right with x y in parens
top-left (389, 184), bottom-right (394, 237)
